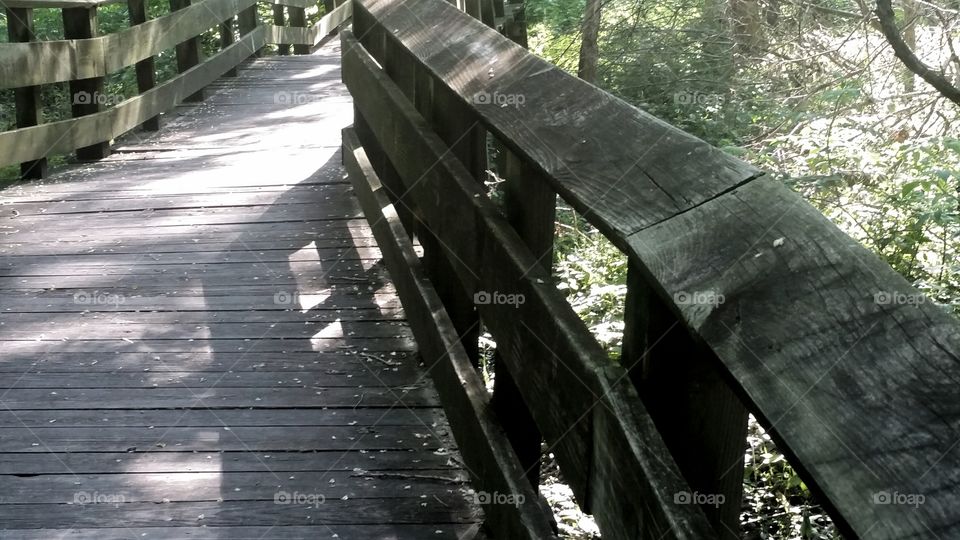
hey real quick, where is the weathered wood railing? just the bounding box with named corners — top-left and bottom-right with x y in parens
top-left (0, 0), bottom-right (352, 177)
top-left (341, 0), bottom-right (960, 538)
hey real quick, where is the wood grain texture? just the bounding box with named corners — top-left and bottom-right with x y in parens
top-left (627, 176), bottom-right (960, 538)
top-left (0, 39), bottom-right (478, 535)
top-left (355, 0), bottom-right (762, 244)
top-left (4, 6), bottom-right (48, 179)
top-left (342, 31), bottom-right (718, 540)
top-left (343, 126), bottom-right (558, 540)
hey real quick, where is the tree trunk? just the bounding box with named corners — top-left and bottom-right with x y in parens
top-left (577, 0), bottom-right (602, 83)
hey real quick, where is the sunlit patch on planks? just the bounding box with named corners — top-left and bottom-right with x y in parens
top-left (0, 37), bottom-right (480, 540)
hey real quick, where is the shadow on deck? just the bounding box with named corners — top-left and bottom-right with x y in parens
top-left (0, 37), bottom-right (481, 540)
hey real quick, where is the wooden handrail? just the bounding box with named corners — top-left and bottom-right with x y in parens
top-left (343, 26), bottom-right (716, 540)
top-left (0, 0), bottom-right (352, 171)
top-left (344, 0), bottom-right (960, 538)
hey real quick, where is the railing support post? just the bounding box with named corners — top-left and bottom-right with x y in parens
top-left (238, 2), bottom-right (261, 58)
top-left (220, 17), bottom-right (239, 76)
top-left (492, 152), bottom-right (556, 489)
top-left (273, 5), bottom-right (289, 55)
top-left (169, 0), bottom-right (204, 102)
top-left (62, 5), bottom-right (110, 161)
top-left (6, 7), bottom-right (48, 179)
top-left (127, 0), bottom-right (160, 131)
top-left (622, 260), bottom-right (748, 539)
top-left (288, 6), bottom-right (309, 55)
top-left (418, 85), bottom-right (485, 368)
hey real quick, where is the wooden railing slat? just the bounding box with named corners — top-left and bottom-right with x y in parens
top-left (348, 0), bottom-right (960, 537)
top-left (626, 176), bottom-right (960, 538)
top-left (342, 31), bottom-right (719, 540)
top-left (0, 3), bottom-right (350, 168)
top-left (356, 0), bottom-right (762, 242)
top-left (0, 27), bottom-right (266, 168)
top-left (343, 127), bottom-right (559, 540)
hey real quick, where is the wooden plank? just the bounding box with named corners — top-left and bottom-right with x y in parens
top-left (0, 369), bottom-right (418, 388)
top-left (0, 449), bottom-right (454, 474)
top-left (127, 0), bottom-right (160, 130)
top-left (342, 33), bottom-right (718, 539)
top-left (0, 425), bottom-right (445, 452)
top-left (0, 408), bottom-right (442, 427)
top-left (5, 7), bottom-right (48, 179)
top-left (355, 0), bottom-right (762, 243)
top-left (0, 499), bottom-right (476, 528)
top-left (0, 351), bottom-right (416, 373)
top-left (62, 5), bottom-right (110, 160)
top-left (0, 525), bottom-right (480, 540)
top-left (0, 40), bottom-right (482, 538)
top-left (627, 176), bottom-right (960, 538)
top-left (0, 469), bottom-right (468, 504)
top-left (0, 336), bottom-right (416, 353)
top-left (0, 386), bottom-right (436, 410)
top-left (343, 127), bottom-right (558, 540)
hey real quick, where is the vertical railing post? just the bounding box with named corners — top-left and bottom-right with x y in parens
top-left (169, 0), bottom-right (204, 102)
top-left (238, 1), bottom-right (261, 58)
top-left (417, 82), bottom-right (485, 367)
top-left (127, 0), bottom-right (160, 130)
top-left (220, 16), bottom-right (239, 76)
top-left (288, 5), bottom-right (309, 55)
top-left (273, 4), bottom-right (289, 55)
top-left (502, 0), bottom-right (528, 47)
top-left (6, 7), bottom-right (48, 178)
top-left (621, 260), bottom-right (748, 539)
top-left (62, 5), bottom-right (110, 160)
top-left (492, 152), bottom-right (556, 489)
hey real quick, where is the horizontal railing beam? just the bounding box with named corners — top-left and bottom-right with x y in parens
top-left (342, 29), bottom-right (719, 540)
top-left (0, 3), bottom-right (351, 169)
top-left (350, 0), bottom-right (960, 537)
top-left (343, 126), bottom-right (559, 540)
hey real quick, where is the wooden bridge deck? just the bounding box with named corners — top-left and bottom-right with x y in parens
top-left (0, 37), bottom-right (480, 539)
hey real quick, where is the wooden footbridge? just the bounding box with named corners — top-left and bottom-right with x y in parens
top-left (2, 0), bottom-right (959, 538)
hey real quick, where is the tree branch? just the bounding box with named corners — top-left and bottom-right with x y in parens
top-left (876, 0), bottom-right (960, 105)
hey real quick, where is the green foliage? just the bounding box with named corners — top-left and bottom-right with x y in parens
top-left (554, 205), bottom-right (627, 357)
